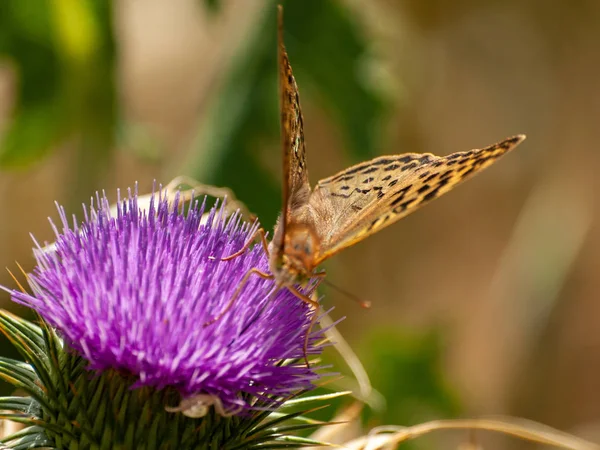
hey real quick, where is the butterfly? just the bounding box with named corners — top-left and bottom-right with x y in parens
top-left (207, 5), bottom-right (525, 365)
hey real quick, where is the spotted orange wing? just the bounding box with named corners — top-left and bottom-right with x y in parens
top-left (309, 135), bottom-right (526, 264)
top-left (278, 5), bottom-right (311, 243)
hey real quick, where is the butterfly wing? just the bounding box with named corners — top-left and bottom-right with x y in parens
top-left (278, 5), bottom-right (311, 238)
top-left (309, 135), bottom-right (526, 264)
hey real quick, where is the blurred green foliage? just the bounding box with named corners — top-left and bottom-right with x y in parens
top-left (0, 0), bottom-right (116, 201)
top-left (203, 0), bottom-right (221, 14)
top-left (359, 329), bottom-right (461, 425)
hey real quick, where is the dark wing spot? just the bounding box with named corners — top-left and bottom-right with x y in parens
top-left (390, 186), bottom-right (412, 206)
top-left (339, 185), bottom-right (350, 191)
top-left (401, 162), bottom-right (418, 172)
top-left (373, 158), bottom-right (397, 166)
top-left (417, 184), bottom-right (430, 194)
top-left (384, 164), bottom-right (401, 171)
top-left (337, 165), bottom-right (369, 177)
top-left (509, 137), bottom-right (522, 145)
top-left (361, 166), bottom-right (380, 175)
top-left (393, 188), bottom-right (408, 198)
top-left (419, 171), bottom-right (430, 179)
top-left (421, 190), bottom-right (438, 203)
top-left (388, 179), bottom-right (398, 187)
top-left (461, 168), bottom-right (475, 179)
top-left (382, 175), bottom-right (392, 181)
top-left (330, 192), bottom-right (351, 198)
top-left (377, 191), bottom-right (385, 199)
top-left (362, 177), bottom-right (374, 184)
top-left (424, 173), bottom-right (439, 183)
top-left (390, 196), bottom-right (403, 207)
top-left (368, 214), bottom-right (392, 231)
top-left (420, 178), bottom-right (451, 204)
top-left (392, 198), bottom-right (418, 214)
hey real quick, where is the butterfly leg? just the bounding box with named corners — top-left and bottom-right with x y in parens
top-left (221, 226), bottom-right (269, 261)
top-left (287, 285), bottom-right (322, 368)
top-left (203, 267), bottom-right (273, 327)
top-left (164, 175), bottom-right (253, 220)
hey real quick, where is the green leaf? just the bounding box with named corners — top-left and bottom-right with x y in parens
top-left (0, 313), bottom-right (54, 394)
top-left (282, 391), bottom-right (351, 407)
top-left (5, 430), bottom-right (54, 450)
top-left (248, 405), bottom-right (329, 438)
top-left (253, 433), bottom-right (335, 447)
top-left (0, 360), bottom-right (39, 389)
top-left (0, 396), bottom-right (37, 413)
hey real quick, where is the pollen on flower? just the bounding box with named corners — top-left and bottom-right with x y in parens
top-left (8, 185), bottom-right (326, 412)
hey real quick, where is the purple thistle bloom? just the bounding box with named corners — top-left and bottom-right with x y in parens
top-left (8, 186), bottom-right (325, 412)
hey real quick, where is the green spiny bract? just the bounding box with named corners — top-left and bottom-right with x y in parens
top-left (0, 312), bottom-right (337, 449)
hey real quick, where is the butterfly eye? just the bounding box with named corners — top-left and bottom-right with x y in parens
top-left (304, 244), bottom-right (310, 255)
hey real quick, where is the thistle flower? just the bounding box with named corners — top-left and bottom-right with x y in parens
top-left (0, 186), bottom-right (335, 449)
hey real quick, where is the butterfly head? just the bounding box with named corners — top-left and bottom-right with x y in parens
top-left (271, 223), bottom-right (319, 286)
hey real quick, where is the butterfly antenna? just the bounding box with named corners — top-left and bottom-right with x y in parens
top-left (321, 278), bottom-right (371, 309)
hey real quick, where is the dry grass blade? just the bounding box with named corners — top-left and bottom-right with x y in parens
top-left (318, 313), bottom-right (384, 412)
top-left (342, 416), bottom-right (599, 450)
top-left (310, 401), bottom-right (364, 448)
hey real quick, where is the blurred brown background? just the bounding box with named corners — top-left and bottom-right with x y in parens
top-left (0, 0), bottom-right (599, 446)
